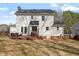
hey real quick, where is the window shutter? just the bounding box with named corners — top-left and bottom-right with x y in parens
top-left (21, 27), bottom-right (23, 33)
top-left (25, 27), bottom-right (27, 33)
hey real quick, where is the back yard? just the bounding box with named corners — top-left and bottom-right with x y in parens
top-left (0, 35), bottom-right (79, 56)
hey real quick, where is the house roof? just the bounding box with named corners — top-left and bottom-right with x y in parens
top-left (53, 19), bottom-right (65, 27)
top-left (71, 22), bottom-right (79, 35)
top-left (71, 22), bottom-right (79, 28)
top-left (52, 13), bottom-right (65, 27)
top-left (15, 6), bottom-right (56, 15)
top-left (52, 24), bottom-right (65, 27)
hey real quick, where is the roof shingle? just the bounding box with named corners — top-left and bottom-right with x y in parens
top-left (15, 7), bottom-right (55, 15)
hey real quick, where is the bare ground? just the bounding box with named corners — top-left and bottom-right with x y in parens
top-left (0, 35), bottom-right (79, 56)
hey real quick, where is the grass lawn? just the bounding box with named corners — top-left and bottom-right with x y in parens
top-left (0, 35), bottom-right (79, 56)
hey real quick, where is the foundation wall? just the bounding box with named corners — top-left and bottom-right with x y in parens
top-left (9, 33), bottom-right (76, 40)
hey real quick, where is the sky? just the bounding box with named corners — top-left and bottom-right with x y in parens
top-left (0, 3), bottom-right (79, 24)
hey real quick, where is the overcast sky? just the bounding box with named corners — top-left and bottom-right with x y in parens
top-left (0, 3), bottom-right (79, 24)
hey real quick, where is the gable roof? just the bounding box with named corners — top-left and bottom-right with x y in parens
top-left (53, 23), bottom-right (65, 27)
top-left (71, 22), bottom-right (79, 35)
top-left (71, 22), bottom-right (79, 29)
top-left (15, 7), bottom-right (56, 15)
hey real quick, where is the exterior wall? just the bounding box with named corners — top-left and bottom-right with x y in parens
top-left (16, 15), bottom-right (64, 36)
top-left (16, 15), bottom-right (31, 35)
top-left (16, 15), bottom-right (41, 35)
top-left (52, 27), bottom-right (64, 36)
top-left (39, 16), bottom-right (54, 36)
top-left (16, 15), bottom-right (55, 36)
top-left (10, 27), bottom-right (16, 33)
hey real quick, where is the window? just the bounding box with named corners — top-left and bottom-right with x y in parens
top-left (21, 27), bottom-right (27, 34)
top-left (57, 27), bottom-right (59, 30)
top-left (32, 26), bottom-right (37, 32)
top-left (46, 27), bottom-right (49, 30)
top-left (24, 27), bottom-right (27, 34)
top-left (21, 27), bottom-right (23, 33)
top-left (42, 16), bottom-right (45, 21)
top-left (30, 21), bottom-right (39, 25)
top-left (31, 16), bottom-right (33, 19)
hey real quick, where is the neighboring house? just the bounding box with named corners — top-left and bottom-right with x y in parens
top-left (10, 6), bottom-right (65, 37)
top-left (71, 22), bottom-right (79, 35)
top-left (0, 24), bottom-right (9, 33)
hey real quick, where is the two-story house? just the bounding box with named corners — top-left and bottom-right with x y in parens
top-left (10, 6), bottom-right (65, 37)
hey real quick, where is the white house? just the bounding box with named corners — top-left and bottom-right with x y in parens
top-left (10, 6), bottom-right (65, 37)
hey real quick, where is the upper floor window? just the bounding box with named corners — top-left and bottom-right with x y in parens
top-left (30, 21), bottom-right (39, 25)
top-left (46, 27), bottom-right (49, 30)
top-left (31, 16), bottom-right (33, 19)
top-left (57, 27), bottom-right (59, 30)
top-left (42, 16), bottom-right (45, 21)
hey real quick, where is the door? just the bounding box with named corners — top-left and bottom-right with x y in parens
top-left (31, 26), bottom-right (38, 36)
top-left (32, 26), bottom-right (37, 32)
top-left (21, 27), bottom-right (27, 35)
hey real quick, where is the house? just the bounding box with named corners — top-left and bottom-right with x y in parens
top-left (70, 22), bottom-right (79, 39)
top-left (10, 6), bottom-right (65, 38)
top-left (71, 22), bottom-right (79, 36)
top-left (0, 24), bottom-right (9, 35)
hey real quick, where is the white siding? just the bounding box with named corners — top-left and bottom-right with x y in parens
top-left (16, 15), bottom-right (64, 36)
top-left (39, 16), bottom-right (54, 36)
top-left (52, 27), bottom-right (64, 36)
top-left (10, 27), bottom-right (16, 33)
